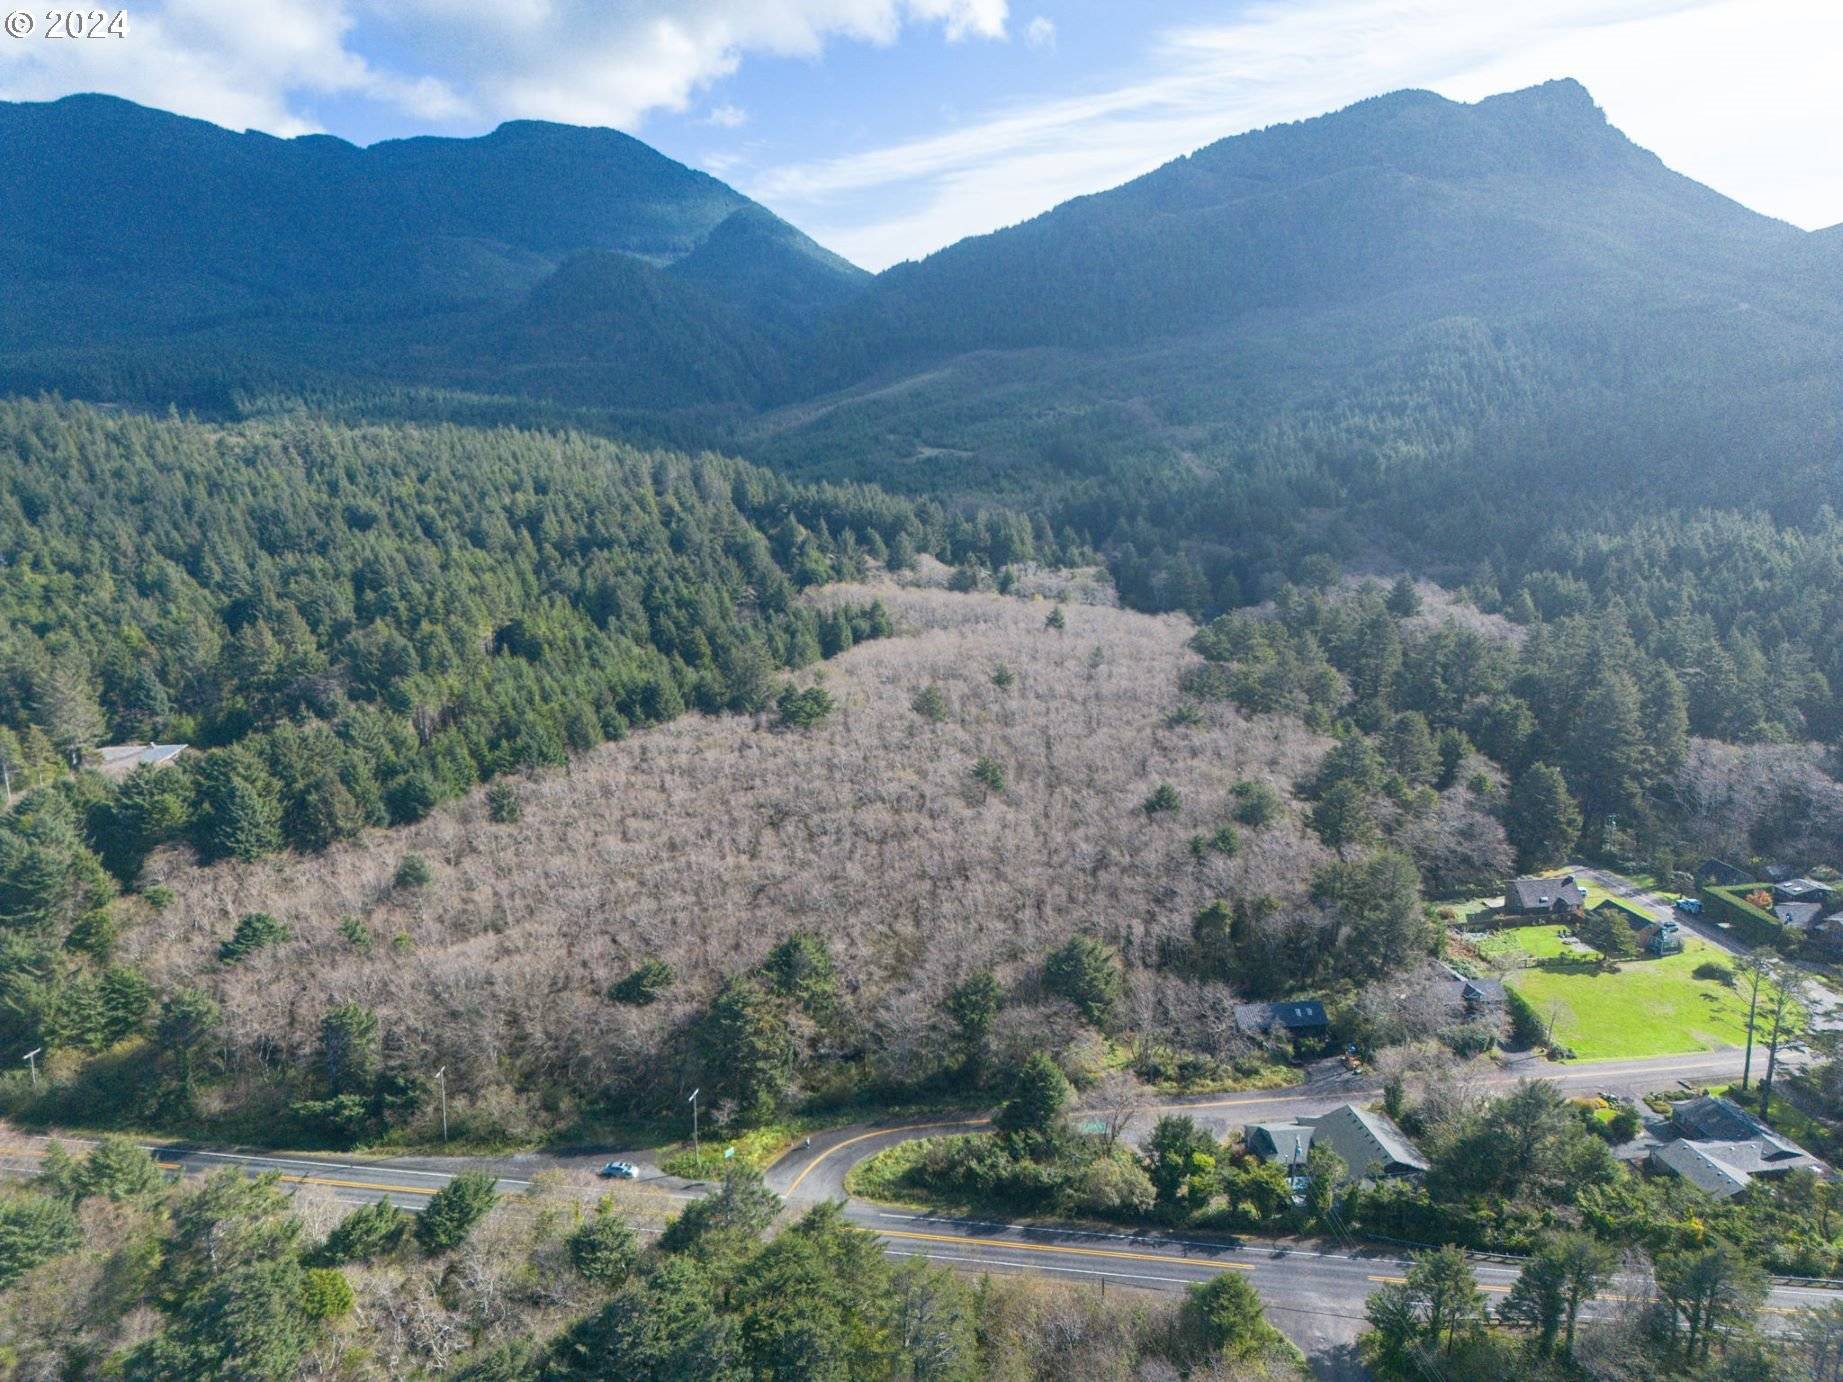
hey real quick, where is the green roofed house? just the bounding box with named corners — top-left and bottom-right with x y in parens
top-left (1245, 1121), bottom-right (1316, 1172)
top-left (1243, 1103), bottom-right (1428, 1181)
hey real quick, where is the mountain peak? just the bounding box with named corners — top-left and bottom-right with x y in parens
top-left (1474, 77), bottom-right (1609, 133)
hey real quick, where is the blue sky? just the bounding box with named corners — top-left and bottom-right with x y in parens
top-left (2, 0), bottom-right (1836, 269)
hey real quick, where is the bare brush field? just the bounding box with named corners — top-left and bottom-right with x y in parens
top-left (130, 583), bottom-right (1334, 1131)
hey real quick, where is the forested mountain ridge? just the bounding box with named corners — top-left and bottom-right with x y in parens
top-left (0, 93), bottom-right (866, 407)
top-left (794, 79), bottom-right (1813, 373)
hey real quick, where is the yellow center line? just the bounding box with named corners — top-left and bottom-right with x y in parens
top-left (874, 1226), bottom-right (1252, 1270)
top-left (783, 1119), bottom-right (986, 1196)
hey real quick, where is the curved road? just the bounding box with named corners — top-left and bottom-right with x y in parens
top-left (5, 1045), bottom-right (1827, 1377)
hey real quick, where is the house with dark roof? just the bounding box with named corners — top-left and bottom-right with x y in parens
top-left (1775, 878), bottom-right (1834, 907)
top-left (1460, 977), bottom-right (1506, 1010)
top-left (1233, 1000), bottom-right (1328, 1039)
top-left (1647, 1095), bottom-right (1824, 1199)
top-left (1696, 858), bottom-right (1752, 889)
top-left (1299, 1104), bottom-right (1428, 1179)
top-left (1812, 913), bottom-right (1843, 956)
top-left (1504, 875), bottom-right (1585, 915)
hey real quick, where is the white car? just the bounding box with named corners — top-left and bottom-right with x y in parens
top-left (598, 1160), bottom-right (639, 1179)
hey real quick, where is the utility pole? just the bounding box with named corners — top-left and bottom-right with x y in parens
top-left (22, 1047), bottom-right (40, 1092)
top-left (688, 1087), bottom-right (701, 1161)
top-left (433, 1067), bottom-right (448, 1145)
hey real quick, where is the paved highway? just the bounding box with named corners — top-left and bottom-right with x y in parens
top-left (4, 1044), bottom-right (1829, 1374)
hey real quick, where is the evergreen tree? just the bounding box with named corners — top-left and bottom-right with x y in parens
top-left (1042, 935), bottom-right (1122, 1029)
top-left (992, 1052), bottom-right (1071, 1154)
top-left (1505, 763), bottom-right (1583, 871)
top-left (697, 976), bottom-right (794, 1124)
top-left (944, 970), bottom-right (1001, 1075)
top-left (568, 1204), bottom-right (639, 1287)
top-left (415, 1171), bottom-right (498, 1255)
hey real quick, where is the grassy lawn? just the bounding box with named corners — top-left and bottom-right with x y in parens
top-left (1507, 938), bottom-right (1787, 1061)
top-left (1479, 924), bottom-right (1579, 963)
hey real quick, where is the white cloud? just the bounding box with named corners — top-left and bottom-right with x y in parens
top-left (1024, 15), bottom-right (1055, 49)
top-left (707, 103), bottom-right (749, 128)
top-left (0, 0), bottom-right (1009, 135)
top-left (0, 0), bottom-right (464, 134)
top-left (748, 0), bottom-right (1843, 268)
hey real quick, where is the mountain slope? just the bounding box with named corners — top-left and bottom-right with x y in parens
top-left (747, 81), bottom-right (1842, 579)
top-left (0, 93), bottom-right (864, 402)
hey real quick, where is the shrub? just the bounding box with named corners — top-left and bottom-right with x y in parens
top-left (300, 1267), bottom-right (355, 1320)
top-left (143, 885), bottom-right (175, 911)
top-left (991, 663), bottom-right (1014, 689)
top-left (971, 756), bottom-right (1006, 796)
top-left (1044, 606), bottom-right (1066, 630)
top-left (910, 683), bottom-right (949, 723)
top-left (1440, 1021), bottom-right (1499, 1058)
top-left (394, 853), bottom-right (433, 889)
top-left (1189, 824), bottom-right (1238, 859)
top-left (609, 958), bottom-right (674, 1006)
top-left (1167, 701), bottom-right (1203, 728)
top-left (1142, 783), bottom-right (1182, 816)
top-left (1505, 986), bottom-right (1547, 1049)
top-left (485, 780), bottom-right (522, 823)
top-left (338, 915), bottom-right (372, 951)
top-left (219, 912), bottom-right (289, 964)
top-left (416, 1171), bottom-right (498, 1254)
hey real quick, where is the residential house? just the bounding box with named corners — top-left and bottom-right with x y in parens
top-left (1696, 859), bottom-right (1752, 889)
top-left (1646, 1095), bottom-right (1824, 1199)
top-left (1245, 1121), bottom-right (1316, 1172)
top-left (1233, 1000), bottom-right (1329, 1040)
top-left (1632, 918), bottom-right (1685, 957)
top-left (91, 742), bottom-right (188, 783)
top-left (1460, 977), bottom-right (1506, 1010)
top-left (1504, 875), bottom-right (1586, 915)
top-left (1774, 878), bottom-right (1834, 907)
top-left (1811, 913), bottom-right (1843, 957)
top-left (1299, 1103), bottom-right (1428, 1179)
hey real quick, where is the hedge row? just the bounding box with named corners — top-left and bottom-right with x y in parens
top-left (1699, 884), bottom-right (1787, 948)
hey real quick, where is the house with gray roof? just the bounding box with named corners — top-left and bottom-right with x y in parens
top-left (1774, 901), bottom-right (1824, 933)
top-left (1646, 1095), bottom-right (1823, 1199)
top-left (1233, 1000), bottom-right (1328, 1039)
top-left (91, 742), bottom-right (188, 782)
top-left (1460, 977), bottom-right (1506, 1009)
top-left (1774, 878), bottom-right (1833, 906)
top-left (1504, 875), bottom-right (1585, 915)
top-left (1245, 1121), bottom-right (1316, 1170)
top-left (1298, 1103), bottom-right (1427, 1179)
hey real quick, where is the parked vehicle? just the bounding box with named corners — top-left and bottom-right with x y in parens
top-left (598, 1160), bottom-right (639, 1179)
top-left (1674, 897), bottom-right (1703, 915)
